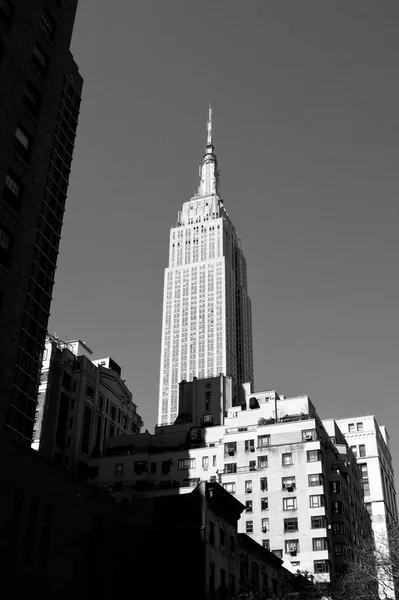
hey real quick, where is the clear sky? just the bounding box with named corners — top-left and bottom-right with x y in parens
top-left (49, 1), bottom-right (399, 474)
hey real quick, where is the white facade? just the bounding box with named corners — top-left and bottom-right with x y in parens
top-left (158, 109), bottom-right (253, 425)
top-left (90, 387), bottom-right (371, 586)
top-left (335, 415), bottom-right (398, 599)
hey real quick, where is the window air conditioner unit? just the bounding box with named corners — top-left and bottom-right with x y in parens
top-left (290, 550), bottom-right (297, 556)
top-left (305, 434), bottom-right (313, 441)
top-left (228, 450), bottom-right (235, 456)
top-left (262, 527), bottom-right (267, 533)
top-left (247, 489), bottom-right (252, 493)
top-left (286, 485), bottom-right (294, 492)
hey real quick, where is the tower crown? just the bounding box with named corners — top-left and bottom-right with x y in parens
top-left (197, 104), bottom-right (219, 196)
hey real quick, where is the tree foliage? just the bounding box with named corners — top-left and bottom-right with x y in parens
top-left (332, 524), bottom-right (399, 600)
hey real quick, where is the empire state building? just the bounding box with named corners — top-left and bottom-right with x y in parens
top-left (158, 108), bottom-right (253, 425)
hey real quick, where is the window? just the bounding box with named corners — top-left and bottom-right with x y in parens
top-left (359, 444), bottom-right (366, 457)
top-left (0, 225), bottom-right (12, 267)
top-left (202, 456), bottom-right (209, 469)
top-left (262, 539), bottom-right (270, 550)
top-left (225, 463), bottom-right (237, 474)
top-left (272, 549), bottom-right (282, 558)
top-left (260, 477), bottom-right (268, 491)
top-left (178, 458), bottom-right (195, 470)
top-left (150, 462), bottom-right (156, 474)
top-left (0, 0), bottom-right (13, 26)
top-left (313, 538), bottom-right (328, 551)
top-left (309, 495), bottom-right (325, 508)
top-left (302, 429), bottom-right (317, 442)
top-left (225, 442), bottom-right (236, 456)
top-left (284, 518), bottom-right (298, 532)
top-left (285, 539), bottom-right (299, 555)
top-left (245, 439), bottom-right (255, 452)
top-left (41, 9), bottom-right (56, 41)
top-left (331, 501), bottom-right (343, 514)
top-left (245, 501), bottom-right (253, 513)
top-left (209, 521), bottom-right (215, 545)
top-left (80, 404), bottom-right (92, 455)
top-left (161, 460), bottom-right (171, 474)
top-left (85, 384), bottom-right (94, 399)
top-left (220, 528), bottom-right (225, 550)
top-left (230, 535), bottom-right (236, 557)
top-left (282, 476), bottom-right (296, 491)
top-left (15, 125), bottom-right (31, 161)
top-left (311, 515), bottom-right (327, 529)
top-left (330, 481), bottom-right (341, 494)
top-left (283, 497), bottom-right (297, 511)
top-left (348, 423), bottom-right (355, 432)
top-left (32, 43), bottom-right (49, 77)
top-left (23, 81), bottom-right (41, 117)
top-left (98, 394), bottom-right (104, 410)
top-left (335, 543), bottom-right (346, 557)
top-left (332, 522), bottom-right (345, 535)
top-left (258, 455), bottom-right (268, 469)
top-left (314, 560), bottom-right (330, 573)
top-left (122, 414), bottom-right (128, 428)
top-left (245, 480), bottom-right (252, 493)
top-left (261, 517), bottom-right (269, 532)
top-left (258, 434), bottom-right (270, 447)
top-left (109, 423), bottom-right (115, 437)
top-left (115, 463), bottom-right (124, 475)
top-left (3, 172), bottom-right (22, 209)
top-left (249, 460), bottom-right (256, 471)
top-left (308, 473), bottom-right (323, 487)
top-left (110, 404), bottom-right (116, 420)
top-left (134, 461), bottom-right (148, 474)
top-left (350, 445), bottom-right (358, 457)
top-left (246, 521), bottom-right (253, 533)
top-left (282, 453), bottom-right (292, 466)
top-left (230, 574), bottom-right (236, 597)
top-left (261, 498), bottom-right (269, 511)
top-left (223, 482), bottom-right (236, 494)
top-left (307, 450), bottom-right (322, 462)
top-left (209, 562), bottom-right (215, 592)
top-left (357, 422), bottom-right (363, 431)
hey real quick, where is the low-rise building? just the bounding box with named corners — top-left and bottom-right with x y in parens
top-left (88, 377), bottom-right (371, 591)
top-left (32, 334), bottom-right (143, 476)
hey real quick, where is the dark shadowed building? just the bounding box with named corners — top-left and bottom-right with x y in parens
top-left (0, 0), bottom-right (82, 446)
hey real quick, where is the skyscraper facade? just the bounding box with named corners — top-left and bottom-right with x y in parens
top-left (0, 0), bottom-right (82, 445)
top-left (158, 108), bottom-right (253, 425)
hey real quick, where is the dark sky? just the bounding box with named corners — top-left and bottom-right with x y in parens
top-left (49, 1), bottom-right (399, 474)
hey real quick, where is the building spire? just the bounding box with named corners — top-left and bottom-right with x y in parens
top-left (197, 103), bottom-right (219, 196)
top-left (207, 102), bottom-right (213, 146)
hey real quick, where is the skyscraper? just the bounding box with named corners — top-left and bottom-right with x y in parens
top-left (158, 108), bottom-right (253, 425)
top-left (0, 0), bottom-right (82, 445)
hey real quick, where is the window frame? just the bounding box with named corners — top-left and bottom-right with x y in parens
top-left (283, 497), bottom-right (297, 511)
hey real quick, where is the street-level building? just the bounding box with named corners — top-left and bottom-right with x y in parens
top-left (88, 378), bottom-right (371, 590)
top-left (32, 334), bottom-right (142, 476)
